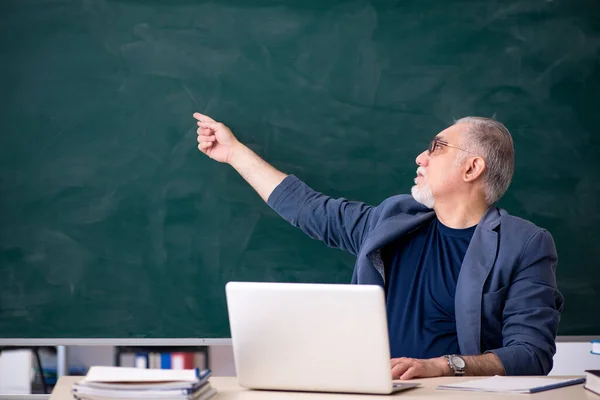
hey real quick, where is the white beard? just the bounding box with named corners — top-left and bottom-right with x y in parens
top-left (411, 182), bottom-right (435, 208)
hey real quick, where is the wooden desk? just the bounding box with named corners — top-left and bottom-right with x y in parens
top-left (51, 376), bottom-right (593, 399)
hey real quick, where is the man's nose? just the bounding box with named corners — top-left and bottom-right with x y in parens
top-left (416, 150), bottom-right (429, 167)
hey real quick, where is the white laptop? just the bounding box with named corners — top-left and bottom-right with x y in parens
top-left (225, 281), bottom-right (420, 394)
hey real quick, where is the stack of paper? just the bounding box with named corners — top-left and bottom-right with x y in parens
top-left (437, 375), bottom-right (585, 394)
top-left (71, 366), bottom-right (216, 400)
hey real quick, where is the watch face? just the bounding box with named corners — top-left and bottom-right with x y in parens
top-left (451, 355), bottom-right (466, 369)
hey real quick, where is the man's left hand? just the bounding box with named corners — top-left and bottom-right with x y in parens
top-left (390, 357), bottom-right (450, 380)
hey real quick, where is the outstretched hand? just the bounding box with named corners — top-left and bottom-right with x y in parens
top-left (193, 112), bottom-right (240, 164)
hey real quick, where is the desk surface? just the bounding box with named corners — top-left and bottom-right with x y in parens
top-left (52, 376), bottom-right (594, 399)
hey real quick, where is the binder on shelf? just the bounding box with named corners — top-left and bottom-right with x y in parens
top-left (171, 352), bottom-right (194, 370)
top-left (134, 353), bottom-right (148, 369)
top-left (160, 353), bottom-right (172, 369)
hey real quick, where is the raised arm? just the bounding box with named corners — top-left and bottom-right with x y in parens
top-left (193, 113), bottom-right (380, 255)
top-left (194, 112), bottom-right (287, 202)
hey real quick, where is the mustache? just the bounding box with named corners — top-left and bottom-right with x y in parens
top-left (416, 167), bottom-right (426, 177)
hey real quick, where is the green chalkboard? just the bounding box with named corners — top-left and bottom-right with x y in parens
top-left (1, 0), bottom-right (599, 339)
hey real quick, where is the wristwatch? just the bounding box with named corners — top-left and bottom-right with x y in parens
top-left (444, 354), bottom-right (466, 376)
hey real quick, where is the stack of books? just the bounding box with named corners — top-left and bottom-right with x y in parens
top-left (71, 366), bottom-right (216, 400)
top-left (585, 370), bottom-right (600, 396)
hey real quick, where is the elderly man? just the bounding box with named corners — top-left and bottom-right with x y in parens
top-left (193, 112), bottom-right (563, 380)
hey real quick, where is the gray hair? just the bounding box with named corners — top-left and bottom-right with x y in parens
top-left (454, 117), bottom-right (515, 205)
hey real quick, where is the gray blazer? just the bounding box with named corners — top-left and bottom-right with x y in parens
top-left (268, 175), bottom-right (564, 375)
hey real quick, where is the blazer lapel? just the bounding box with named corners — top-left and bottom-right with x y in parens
top-left (362, 211), bottom-right (435, 259)
top-left (360, 206), bottom-right (501, 355)
top-left (455, 207), bottom-right (501, 355)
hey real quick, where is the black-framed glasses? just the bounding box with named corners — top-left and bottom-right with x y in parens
top-left (427, 138), bottom-right (479, 156)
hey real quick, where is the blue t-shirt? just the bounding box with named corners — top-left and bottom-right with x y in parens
top-left (383, 218), bottom-right (476, 358)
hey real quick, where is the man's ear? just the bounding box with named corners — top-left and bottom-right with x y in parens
top-left (464, 156), bottom-right (486, 182)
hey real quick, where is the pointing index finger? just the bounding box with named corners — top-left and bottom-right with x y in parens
top-left (193, 112), bottom-right (216, 122)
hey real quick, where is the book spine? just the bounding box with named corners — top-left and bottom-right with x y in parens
top-left (171, 352), bottom-right (194, 370)
top-left (160, 353), bottom-right (172, 369)
top-left (584, 385), bottom-right (600, 397)
top-left (134, 353), bottom-right (148, 369)
top-left (149, 353), bottom-right (161, 369)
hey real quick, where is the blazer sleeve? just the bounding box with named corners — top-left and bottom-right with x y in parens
top-left (267, 175), bottom-right (382, 256)
top-left (488, 229), bottom-right (564, 375)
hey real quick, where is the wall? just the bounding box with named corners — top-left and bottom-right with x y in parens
top-left (1, 341), bottom-right (599, 395)
top-left (550, 342), bottom-right (600, 376)
top-left (66, 343), bottom-right (599, 377)
top-left (0, 350), bottom-right (33, 394)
